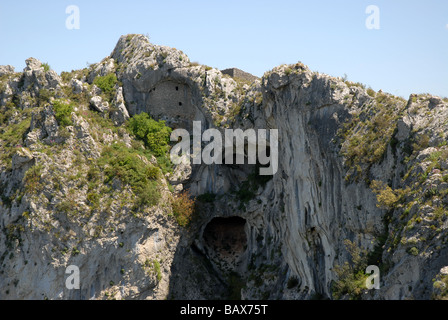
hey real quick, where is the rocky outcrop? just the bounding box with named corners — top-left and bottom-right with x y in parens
top-left (89, 96), bottom-right (109, 114)
top-left (109, 87), bottom-right (130, 126)
top-left (1, 34), bottom-right (448, 300)
top-left (22, 58), bottom-right (62, 96)
top-left (0, 65), bottom-right (14, 77)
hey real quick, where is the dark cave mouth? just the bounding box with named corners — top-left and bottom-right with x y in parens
top-left (202, 217), bottom-right (247, 270)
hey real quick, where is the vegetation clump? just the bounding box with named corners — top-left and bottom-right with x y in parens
top-left (171, 191), bottom-right (195, 227)
top-left (332, 240), bottom-right (370, 300)
top-left (339, 92), bottom-right (406, 180)
top-left (127, 112), bottom-right (172, 158)
top-left (42, 62), bottom-right (50, 72)
top-left (93, 73), bottom-right (118, 101)
top-left (53, 99), bottom-right (74, 127)
top-left (0, 114), bottom-right (31, 167)
top-left (99, 142), bottom-right (161, 208)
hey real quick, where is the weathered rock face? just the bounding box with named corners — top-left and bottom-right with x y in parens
top-left (22, 58), bottom-right (62, 96)
top-left (246, 67), bottom-right (382, 297)
top-left (1, 34), bottom-right (448, 300)
top-left (0, 52), bottom-right (180, 300)
top-left (0, 65), bottom-right (15, 77)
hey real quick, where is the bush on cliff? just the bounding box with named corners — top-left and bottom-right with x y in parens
top-left (127, 112), bottom-right (172, 157)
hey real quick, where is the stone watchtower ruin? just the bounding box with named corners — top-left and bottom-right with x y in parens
top-left (220, 68), bottom-right (259, 83)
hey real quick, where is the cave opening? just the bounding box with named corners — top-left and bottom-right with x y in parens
top-left (203, 217), bottom-right (248, 273)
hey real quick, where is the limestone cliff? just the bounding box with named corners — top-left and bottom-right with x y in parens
top-left (1, 34), bottom-right (448, 300)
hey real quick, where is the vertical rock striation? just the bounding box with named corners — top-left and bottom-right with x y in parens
top-left (1, 34), bottom-right (448, 300)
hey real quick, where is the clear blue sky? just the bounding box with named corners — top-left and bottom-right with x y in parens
top-left (0, 0), bottom-right (447, 98)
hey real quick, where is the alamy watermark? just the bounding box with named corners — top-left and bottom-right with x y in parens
top-left (65, 265), bottom-right (80, 290)
top-left (365, 5), bottom-right (380, 30)
top-left (66, 5), bottom-right (80, 30)
top-left (365, 265), bottom-right (380, 290)
top-left (170, 121), bottom-right (279, 176)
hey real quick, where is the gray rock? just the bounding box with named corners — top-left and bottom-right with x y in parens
top-left (70, 78), bottom-right (84, 94)
top-left (21, 57), bottom-right (62, 95)
top-left (0, 65), bottom-right (15, 77)
top-left (109, 87), bottom-right (129, 125)
top-left (45, 70), bottom-right (61, 89)
top-left (396, 116), bottom-right (412, 141)
top-left (429, 96), bottom-right (443, 109)
top-left (110, 102), bottom-right (129, 126)
top-left (88, 58), bottom-right (116, 83)
top-left (28, 105), bottom-right (60, 144)
top-left (11, 147), bottom-right (34, 170)
top-left (89, 96), bottom-right (109, 113)
top-left (90, 84), bottom-right (102, 96)
top-left (24, 129), bottom-right (41, 148)
top-left (25, 57), bottom-right (43, 71)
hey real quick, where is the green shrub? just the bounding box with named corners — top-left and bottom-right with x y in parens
top-left (61, 68), bottom-right (90, 83)
top-left (87, 192), bottom-right (100, 209)
top-left (144, 259), bottom-right (162, 281)
top-left (0, 116), bottom-right (31, 167)
top-left (412, 134), bottom-right (430, 153)
top-left (53, 99), bottom-right (74, 127)
top-left (38, 88), bottom-right (53, 106)
top-left (228, 102), bottom-right (243, 121)
top-left (254, 92), bottom-right (263, 105)
top-left (332, 240), bottom-right (369, 300)
top-left (340, 93), bottom-right (405, 179)
top-left (171, 191), bottom-right (195, 227)
top-left (99, 142), bottom-right (161, 208)
top-left (93, 73), bottom-right (118, 101)
top-left (367, 88), bottom-right (376, 97)
top-left (370, 180), bottom-right (399, 209)
top-left (0, 101), bottom-right (17, 125)
top-left (42, 63), bottom-right (50, 72)
top-left (407, 247), bottom-right (419, 256)
top-left (153, 260), bottom-right (162, 282)
top-left (127, 112), bottom-right (172, 157)
top-left (345, 81), bottom-right (366, 89)
top-left (87, 165), bottom-right (101, 182)
top-left (55, 199), bottom-right (78, 216)
top-left (24, 164), bottom-right (44, 194)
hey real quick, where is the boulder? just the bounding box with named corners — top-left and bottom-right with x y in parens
top-left (89, 96), bottom-right (109, 113)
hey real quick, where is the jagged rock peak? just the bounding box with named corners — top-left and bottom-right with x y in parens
top-left (25, 57), bottom-right (44, 71)
top-left (110, 34), bottom-right (190, 70)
